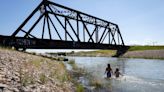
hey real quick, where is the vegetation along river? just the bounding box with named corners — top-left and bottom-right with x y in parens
top-left (67, 57), bottom-right (164, 92)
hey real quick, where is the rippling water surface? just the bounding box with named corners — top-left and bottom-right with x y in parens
top-left (68, 57), bottom-right (164, 92)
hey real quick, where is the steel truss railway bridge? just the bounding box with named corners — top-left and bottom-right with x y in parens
top-left (0, 0), bottom-right (129, 56)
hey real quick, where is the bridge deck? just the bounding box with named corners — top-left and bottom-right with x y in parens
top-left (0, 35), bottom-right (128, 50)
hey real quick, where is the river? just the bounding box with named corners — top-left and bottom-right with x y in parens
top-left (67, 57), bottom-right (164, 92)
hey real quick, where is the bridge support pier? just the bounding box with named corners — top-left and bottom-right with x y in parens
top-left (113, 46), bottom-right (130, 57)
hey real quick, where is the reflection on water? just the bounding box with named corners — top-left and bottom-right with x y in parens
top-left (67, 57), bottom-right (164, 92)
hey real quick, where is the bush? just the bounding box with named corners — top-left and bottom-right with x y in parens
top-left (39, 74), bottom-right (47, 84)
top-left (76, 84), bottom-right (84, 92)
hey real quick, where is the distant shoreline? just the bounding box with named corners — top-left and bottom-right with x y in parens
top-left (121, 50), bottom-right (164, 59)
top-left (66, 46), bottom-right (164, 59)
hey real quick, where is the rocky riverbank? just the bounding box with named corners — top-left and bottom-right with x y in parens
top-left (0, 48), bottom-right (74, 92)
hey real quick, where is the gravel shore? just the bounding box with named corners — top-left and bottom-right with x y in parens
top-left (0, 48), bottom-right (74, 92)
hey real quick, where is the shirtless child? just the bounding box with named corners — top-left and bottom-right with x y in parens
top-left (114, 68), bottom-right (122, 78)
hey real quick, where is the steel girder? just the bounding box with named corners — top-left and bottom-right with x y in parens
top-left (12, 0), bottom-right (125, 46)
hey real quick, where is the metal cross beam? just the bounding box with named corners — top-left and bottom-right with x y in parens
top-left (11, 0), bottom-right (125, 47)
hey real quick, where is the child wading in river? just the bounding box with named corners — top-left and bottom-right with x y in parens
top-left (105, 64), bottom-right (113, 78)
top-left (114, 68), bottom-right (122, 78)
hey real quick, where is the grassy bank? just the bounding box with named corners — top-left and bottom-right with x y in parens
top-left (128, 46), bottom-right (164, 51)
top-left (122, 45), bottom-right (164, 59)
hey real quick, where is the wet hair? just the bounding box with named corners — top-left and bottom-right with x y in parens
top-left (116, 68), bottom-right (119, 71)
top-left (108, 64), bottom-right (111, 67)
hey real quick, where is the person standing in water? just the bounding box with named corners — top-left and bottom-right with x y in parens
top-left (105, 64), bottom-right (113, 78)
top-left (114, 68), bottom-right (122, 78)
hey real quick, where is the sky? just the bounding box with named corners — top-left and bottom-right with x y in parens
top-left (0, 0), bottom-right (164, 46)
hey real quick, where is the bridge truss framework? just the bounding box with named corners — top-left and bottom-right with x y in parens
top-left (1, 0), bottom-right (127, 50)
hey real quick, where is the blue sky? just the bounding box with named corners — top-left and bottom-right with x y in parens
top-left (0, 0), bottom-right (164, 45)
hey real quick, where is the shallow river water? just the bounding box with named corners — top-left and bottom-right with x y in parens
top-left (67, 57), bottom-right (164, 92)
